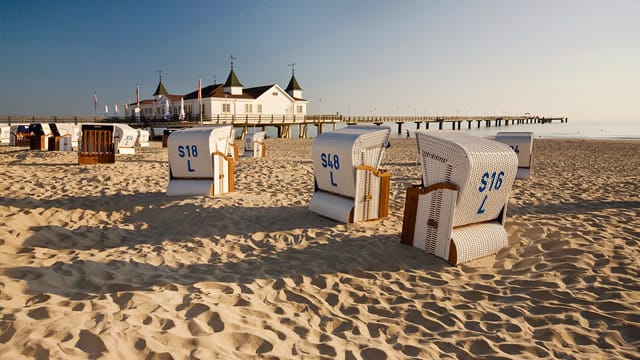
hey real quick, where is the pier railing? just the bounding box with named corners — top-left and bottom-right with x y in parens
top-left (0, 113), bottom-right (567, 138)
top-left (0, 113), bottom-right (566, 126)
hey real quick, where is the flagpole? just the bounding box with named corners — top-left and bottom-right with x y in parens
top-left (198, 77), bottom-right (203, 124)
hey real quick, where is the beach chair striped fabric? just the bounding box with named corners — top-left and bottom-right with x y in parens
top-left (401, 131), bottom-right (518, 264)
top-left (495, 132), bottom-right (534, 179)
top-left (166, 126), bottom-right (234, 196)
top-left (309, 125), bottom-right (391, 223)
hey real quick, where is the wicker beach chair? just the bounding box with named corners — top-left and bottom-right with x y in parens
top-left (78, 124), bottom-right (116, 164)
top-left (166, 126), bottom-right (234, 196)
top-left (243, 131), bottom-right (266, 158)
top-left (495, 132), bottom-right (534, 179)
top-left (0, 126), bottom-right (10, 145)
top-left (401, 131), bottom-right (518, 264)
top-left (112, 124), bottom-right (138, 154)
top-left (309, 125), bottom-right (391, 223)
top-left (28, 123), bottom-right (52, 150)
top-left (136, 129), bottom-right (150, 147)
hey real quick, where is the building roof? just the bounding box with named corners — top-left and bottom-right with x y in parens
top-left (286, 74), bottom-right (302, 91)
top-left (183, 84), bottom-right (252, 100)
top-left (224, 69), bottom-right (243, 87)
top-left (153, 81), bottom-right (169, 96)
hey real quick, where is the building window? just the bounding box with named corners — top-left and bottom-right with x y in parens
top-left (297, 105), bottom-right (303, 113)
top-left (272, 92), bottom-right (278, 96)
top-left (257, 104), bottom-right (262, 113)
top-left (245, 104), bottom-right (252, 113)
top-left (222, 103), bottom-right (230, 113)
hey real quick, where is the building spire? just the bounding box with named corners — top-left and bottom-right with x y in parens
top-left (230, 54), bottom-right (236, 70)
top-left (286, 62), bottom-right (302, 98)
top-left (155, 69), bottom-right (163, 82)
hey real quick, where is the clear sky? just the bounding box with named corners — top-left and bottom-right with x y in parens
top-left (1, 0), bottom-right (638, 121)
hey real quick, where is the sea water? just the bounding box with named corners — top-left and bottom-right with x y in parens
top-left (269, 118), bottom-right (640, 140)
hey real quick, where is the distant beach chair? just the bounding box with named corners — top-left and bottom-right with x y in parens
top-left (401, 131), bottom-right (518, 264)
top-left (113, 124), bottom-right (138, 154)
top-left (0, 125), bottom-right (10, 145)
top-left (28, 123), bottom-right (52, 150)
top-left (10, 125), bottom-right (30, 147)
top-left (495, 132), bottom-right (534, 179)
top-left (166, 126), bottom-right (235, 196)
top-left (242, 130), bottom-right (266, 158)
top-left (309, 125), bottom-right (391, 223)
top-left (135, 129), bottom-right (150, 147)
top-left (48, 123), bottom-right (74, 151)
top-left (78, 124), bottom-right (116, 165)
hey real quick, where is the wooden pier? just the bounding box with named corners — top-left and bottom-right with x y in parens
top-left (0, 114), bottom-right (567, 139)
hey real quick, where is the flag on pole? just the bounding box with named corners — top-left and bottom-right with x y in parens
top-left (136, 84), bottom-right (140, 106)
top-left (94, 92), bottom-right (98, 111)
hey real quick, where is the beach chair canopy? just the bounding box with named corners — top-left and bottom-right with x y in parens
top-left (28, 123), bottom-right (52, 136)
top-left (167, 126), bottom-right (233, 179)
top-left (312, 125), bottom-right (390, 198)
top-left (113, 124), bottom-right (138, 149)
top-left (495, 131), bottom-right (534, 179)
top-left (417, 131), bottom-right (518, 227)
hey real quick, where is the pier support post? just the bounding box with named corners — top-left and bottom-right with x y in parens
top-left (467, 120), bottom-right (472, 129)
top-left (457, 121), bottom-right (462, 130)
top-left (415, 122), bottom-right (421, 130)
top-left (477, 120), bottom-right (481, 128)
top-left (438, 121), bottom-right (444, 130)
top-left (397, 122), bottom-right (403, 136)
top-left (425, 122), bottom-right (429, 130)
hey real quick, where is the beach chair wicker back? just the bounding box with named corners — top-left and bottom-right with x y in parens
top-left (402, 131), bottom-right (518, 264)
top-left (495, 132), bottom-right (534, 179)
top-left (166, 126), bottom-right (234, 196)
top-left (309, 125), bottom-right (391, 223)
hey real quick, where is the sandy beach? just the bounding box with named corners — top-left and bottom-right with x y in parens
top-left (0, 137), bottom-right (638, 359)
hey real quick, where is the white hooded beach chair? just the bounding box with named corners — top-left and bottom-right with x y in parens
top-left (135, 129), bottom-right (150, 147)
top-left (0, 126), bottom-right (10, 145)
top-left (309, 125), bottom-right (391, 223)
top-left (495, 132), bottom-right (534, 179)
top-left (243, 130), bottom-right (266, 158)
top-left (166, 126), bottom-right (235, 196)
top-left (401, 131), bottom-right (518, 264)
top-left (113, 124), bottom-right (138, 154)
